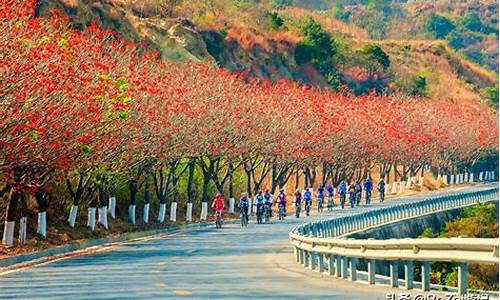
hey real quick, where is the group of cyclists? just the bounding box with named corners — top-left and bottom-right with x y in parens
top-left (211, 178), bottom-right (387, 228)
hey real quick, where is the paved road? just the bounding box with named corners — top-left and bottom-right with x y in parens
top-left (0, 185), bottom-right (493, 300)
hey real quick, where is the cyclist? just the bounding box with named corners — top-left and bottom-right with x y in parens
top-left (378, 178), bottom-right (386, 202)
top-left (355, 181), bottom-right (362, 206)
top-left (303, 188), bottom-right (313, 216)
top-left (364, 178), bottom-right (373, 205)
top-left (238, 192), bottom-right (250, 226)
top-left (254, 191), bottom-right (265, 224)
top-left (326, 183), bottom-right (335, 211)
top-left (317, 185), bottom-right (325, 213)
top-left (277, 189), bottom-right (287, 219)
top-left (294, 189), bottom-right (302, 218)
top-left (211, 193), bottom-right (226, 225)
top-left (348, 183), bottom-right (356, 208)
top-left (338, 181), bottom-right (347, 209)
top-left (264, 189), bottom-right (273, 219)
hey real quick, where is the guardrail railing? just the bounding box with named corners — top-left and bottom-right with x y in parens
top-left (289, 187), bottom-right (499, 295)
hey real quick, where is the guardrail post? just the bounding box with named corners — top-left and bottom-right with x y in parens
top-left (298, 249), bottom-right (305, 265)
top-left (317, 253), bottom-right (324, 273)
top-left (341, 256), bottom-right (348, 279)
top-left (458, 262), bottom-right (468, 295)
top-left (327, 255), bottom-right (335, 275)
top-left (421, 261), bottom-right (431, 291)
top-left (368, 259), bottom-right (376, 285)
top-left (390, 261), bottom-right (399, 288)
top-left (309, 252), bottom-right (316, 270)
top-left (404, 261), bottom-right (414, 290)
top-left (335, 255), bottom-right (342, 278)
top-left (350, 257), bottom-right (358, 281)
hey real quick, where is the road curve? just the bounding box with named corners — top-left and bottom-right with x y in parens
top-left (0, 185), bottom-right (492, 300)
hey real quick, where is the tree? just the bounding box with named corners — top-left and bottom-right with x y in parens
top-left (408, 75), bottom-right (428, 97)
top-left (446, 26), bottom-right (483, 50)
top-left (269, 12), bottom-right (284, 30)
top-left (460, 12), bottom-right (485, 33)
top-left (486, 85), bottom-right (499, 108)
top-left (332, 3), bottom-right (350, 22)
top-left (360, 44), bottom-right (390, 70)
top-left (424, 14), bottom-right (455, 39)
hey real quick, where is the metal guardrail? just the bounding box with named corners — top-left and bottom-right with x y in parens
top-left (289, 187), bottom-right (499, 295)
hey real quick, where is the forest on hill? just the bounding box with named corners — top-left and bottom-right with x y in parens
top-left (37, 0), bottom-right (499, 107)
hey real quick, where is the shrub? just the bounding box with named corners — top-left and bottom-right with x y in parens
top-left (424, 14), bottom-right (455, 38)
top-left (269, 12), bottom-right (284, 30)
top-left (360, 44), bottom-right (390, 69)
top-left (486, 85), bottom-right (499, 108)
top-left (408, 75), bottom-right (428, 97)
top-left (446, 26), bottom-right (483, 50)
top-left (332, 3), bottom-right (350, 22)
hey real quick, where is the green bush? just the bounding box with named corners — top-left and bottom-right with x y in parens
top-left (486, 85), bottom-right (499, 108)
top-left (408, 75), bottom-right (428, 97)
top-left (269, 12), bottom-right (284, 30)
top-left (332, 3), bottom-right (350, 22)
top-left (446, 26), bottom-right (483, 50)
top-left (294, 18), bottom-right (345, 90)
top-left (461, 12), bottom-right (484, 32)
top-left (424, 14), bottom-right (455, 38)
top-left (360, 44), bottom-right (390, 69)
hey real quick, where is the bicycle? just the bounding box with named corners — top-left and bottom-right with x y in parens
top-left (295, 203), bottom-right (301, 218)
top-left (317, 197), bottom-right (324, 213)
top-left (256, 204), bottom-right (264, 224)
top-left (278, 204), bottom-right (286, 220)
top-left (215, 210), bottom-right (223, 229)
top-left (264, 203), bottom-right (272, 223)
top-left (305, 201), bottom-right (311, 216)
top-left (240, 210), bottom-right (248, 227)
top-left (340, 193), bottom-right (346, 209)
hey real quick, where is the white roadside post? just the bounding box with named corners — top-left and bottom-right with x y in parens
top-left (186, 202), bottom-right (193, 222)
top-left (229, 198), bottom-right (235, 213)
top-left (158, 203), bottom-right (166, 223)
top-left (68, 205), bottom-right (78, 228)
top-left (88, 207), bottom-right (96, 231)
top-left (98, 205), bottom-right (108, 229)
top-left (391, 182), bottom-right (398, 194)
top-left (200, 202), bottom-right (208, 221)
top-left (128, 205), bottom-right (136, 225)
top-left (19, 215), bottom-right (27, 244)
top-left (108, 196), bottom-right (116, 219)
top-left (2, 220), bottom-right (15, 247)
top-left (399, 181), bottom-right (405, 194)
top-left (170, 202), bottom-right (177, 222)
top-left (479, 172), bottom-right (484, 181)
top-left (143, 203), bottom-right (150, 223)
top-left (37, 211), bottom-right (47, 238)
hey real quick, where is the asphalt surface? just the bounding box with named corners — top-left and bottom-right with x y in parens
top-left (0, 184), bottom-right (496, 300)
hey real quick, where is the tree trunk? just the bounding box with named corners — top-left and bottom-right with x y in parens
top-left (88, 191), bottom-right (97, 231)
top-left (129, 179), bottom-right (138, 225)
top-left (97, 186), bottom-right (108, 229)
top-left (35, 190), bottom-right (48, 238)
top-left (3, 189), bottom-right (20, 247)
top-left (18, 193), bottom-right (28, 245)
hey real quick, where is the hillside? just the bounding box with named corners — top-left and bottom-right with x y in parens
top-left (37, 0), bottom-right (498, 103)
